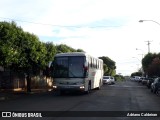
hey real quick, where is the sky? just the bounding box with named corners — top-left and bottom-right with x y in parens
top-left (0, 0), bottom-right (160, 76)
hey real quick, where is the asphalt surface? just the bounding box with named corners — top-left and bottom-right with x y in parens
top-left (0, 80), bottom-right (160, 120)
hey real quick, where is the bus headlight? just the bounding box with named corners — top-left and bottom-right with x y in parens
top-left (53, 86), bottom-right (57, 89)
top-left (80, 86), bottom-right (84, 89)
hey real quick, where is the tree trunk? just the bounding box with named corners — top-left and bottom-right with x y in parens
top-left (26, 73), bottom-right (31, 93)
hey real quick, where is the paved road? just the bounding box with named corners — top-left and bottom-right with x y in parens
top-left (0, 80), bottom-right (160, 120)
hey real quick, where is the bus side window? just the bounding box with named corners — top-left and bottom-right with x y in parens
top-left (100, 62), bottom-right (102, 69)
top-left (88, 62), bottom-right (90, 69)
top-left (89, 57), bottom-right (91, 68)
top-left (93, 59), bottom-right (95, 68)
top-left (91, 58), bottom-right (93, 68)
top-left (98, 60), bottom-right (99, 69)
top-left (95, 59), bottom-right (97, 68)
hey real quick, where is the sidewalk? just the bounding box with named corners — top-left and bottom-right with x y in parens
top-left (0, 88), bottom-right (52, 101)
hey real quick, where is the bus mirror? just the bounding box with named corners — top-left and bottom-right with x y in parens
top-left (84, 62), bottom-right (88, 68)
top-left (48, 61), bottom-right (52, 68)
top-left (83, 61), bottom-right (88, 77)
top-left (84, 68), bottom-right (88, 77)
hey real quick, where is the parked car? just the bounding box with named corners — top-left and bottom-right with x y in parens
top-left (141, 77), bottom-right (148, 85)
top-left (103, 76), bottom-right (115, 84)
top-left (146, 78), bottom-right (154, 89)
top-left (151, 77), bottom-right (160, 93)
top-left (130, 76), bottom-right (141, 82)
top-left (139, 77), bottom-right (145, 83)
top-left (130, 76), bottom-right (135, 81)
top-left (110, 76), bottom-right (115, 84)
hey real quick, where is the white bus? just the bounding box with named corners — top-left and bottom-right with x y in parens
top-left (51, 52), bottom-right (104, 94)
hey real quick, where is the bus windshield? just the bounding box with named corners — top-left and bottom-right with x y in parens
top-left (53, 56), bottom-right (85, 78)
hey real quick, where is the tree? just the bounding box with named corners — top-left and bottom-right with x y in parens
top-left (0, 21), bottom-right (87, 92)
top-left (142, 53), bottom-right (157, 75)
top-left (142, 53), bottom-right (160, 77)
top-left (0, 21), bottom-right (21, 67)
top-left (147, 57), bottom-right (160, 77)
top-left (114, 74), bottom-right (124, 81)
top-left (56, 44), bottom-right (76, 53)
top-left (77, 49), bottom-right (85, 52)
top-left (0, 21), bottom-right (51, 92)
top-left (99, 56), bottom-right (116, 76)
top-left (43, 42), bottom-right (57, 77)
top-left (131, 72), bottom-right (142, 77)
top-left (19, 32), bottom-right (52, 92)
top-left (55, 44), bottom-right (85, 53)
top-left (103, 64), bottom-right (108, 75)
top-left (45, 42), bottom-right (57, 62)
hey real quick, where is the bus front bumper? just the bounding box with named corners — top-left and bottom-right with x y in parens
top-left (53, 85), bottom-right (85, 91)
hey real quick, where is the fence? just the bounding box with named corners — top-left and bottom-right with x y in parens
top-left (0, 70), bottom-right (53, 90)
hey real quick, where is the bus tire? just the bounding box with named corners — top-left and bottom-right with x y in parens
top-left (156, 90), bottom-right (159, 96)
top-left (86, 83), bottom-right (91, 94)
top-left (60, 90), bottom-right (65, 95)
top-left (97, 80), bottom-right (101, 90)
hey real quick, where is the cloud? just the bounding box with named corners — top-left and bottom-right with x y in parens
top-left (0, 0), bottom-right (50, 20)
top-left (1, 0), bottom-right (160, 75)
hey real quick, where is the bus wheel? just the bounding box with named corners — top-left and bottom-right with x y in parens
top-left (97, 81), bottom-right (101, 90)
top-left (86, 83), bottom-right (91, 94)
top-left (60, 90), bottom-right (65, 95)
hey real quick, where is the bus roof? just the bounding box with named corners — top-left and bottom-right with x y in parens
top-left (55, 52), bottom-right (88, 57)
top-left (55, 52), bottom-right (103, 61)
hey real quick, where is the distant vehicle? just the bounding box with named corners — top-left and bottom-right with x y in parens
top-left (103, 76), bottom-right (115, 84)
top-left (110, 76), bottom-right (115, 84)
top-left (138, 77), bottom-right (144, 83)
top-left (141, 77), bottom-right (148, 84)
top-left (51, 52), bottom-right (104, 94)
top-left (130, 77), bottom-right (135, 81)
top-left (151, 77), bottom-right (160, 94)
top-left (130, 76), bottom-right (140, 81)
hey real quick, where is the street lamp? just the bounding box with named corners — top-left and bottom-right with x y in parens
top-left (139, 20), bottom-right (160, 26)
top-left (138, 19), bottom-right (160, 53)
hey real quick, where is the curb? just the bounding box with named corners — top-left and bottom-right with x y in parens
top-left (0, 89), bottom-right (53, 101)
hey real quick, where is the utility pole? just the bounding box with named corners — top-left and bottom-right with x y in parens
top-left (145, 41), bottom-right (152, 53)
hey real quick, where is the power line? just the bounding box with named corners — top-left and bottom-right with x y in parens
top-left (0, 17), bottom-right (123, 28)
top-left (0, 17), bottom-right (80, 27)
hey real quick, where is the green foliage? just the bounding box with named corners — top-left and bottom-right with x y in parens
top-left (111, 69), bottom-right (116, 76)
top-left (0, 21), bottom-right (85, 72)
top-left (114, 74), bottom-right (125, 81)
top-left (77, 49), bottom-right (85, 52)
top-left (0, 21), bottom-right (49, 71)
top-left (99, 56), bottom-right (116, 76)
top-left (147, 57), bottom-right (160, 77)
top-left (131, 72), bottom-right (142, 77)
top-left (103, 64), bottom-right (108, 75)
top-left (44, 42), bottom-right (57, 62)
top-left (55, 44), bottom-right (84, 53)
top-left (0, 21), bottom-right (21, 67)
top-left (142, 53), bottom-right (160, 77)
top-left (0, 21), bottom-right (84, 92)
top-left (142, 53), bottom-right (157, 74)
top-left (56, 44), bottom-right (76, 53)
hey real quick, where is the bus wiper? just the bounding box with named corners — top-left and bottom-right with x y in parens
top-left (60, 70), bottom-right (67, 77)
top-left (69, 70), bottom-right (77, 77)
